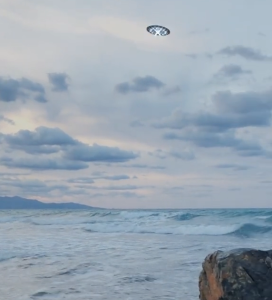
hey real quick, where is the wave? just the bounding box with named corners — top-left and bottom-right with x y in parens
top-left (119, 210), bottom-right (163, 219)
top-left (84, 221), bottom-right (272, 237)
top-left (264, 216), bottom-right (272, 223)
top-left (227, 223), bottom-right (272, 238)
top-left (171, 213), bottom-right (200, 221)
top-left (84, 223), bottom-right (237, 235)
top-left (2, 209), bottom-right (272, 238)
top-left (216, 209), bottom-right (272, 218)
top-left (0, 255), bottom-right (16, 263)
top-left (2, 209), bottom-right (272, 224)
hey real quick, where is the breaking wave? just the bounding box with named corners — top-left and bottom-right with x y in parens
top-left (84, 222), bottom-right (272, 237)
top-left (1, 208), bottom-right (272, 238)
top-left (170, 213), bottom-right (200, 221)
top-left (228, 223), bottom-right (272, 238)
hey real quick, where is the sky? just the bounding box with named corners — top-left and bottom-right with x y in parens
top-left (0, 0), bottom-right (272, 208)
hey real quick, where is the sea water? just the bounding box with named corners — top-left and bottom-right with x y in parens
top-left (1, 209), bottom-right (272, 300)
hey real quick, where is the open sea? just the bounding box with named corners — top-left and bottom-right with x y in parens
top-left (1, 208), bottom-right (272, 300)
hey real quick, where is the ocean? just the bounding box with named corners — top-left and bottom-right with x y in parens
top-left (1, 209), bottom-right (272, 300)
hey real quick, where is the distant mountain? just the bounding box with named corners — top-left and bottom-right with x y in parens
top-left (0, 196), bottom-right (99, 209)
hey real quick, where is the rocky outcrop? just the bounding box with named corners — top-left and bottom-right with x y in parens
top-left (199, 248), bottom-right (272, 300)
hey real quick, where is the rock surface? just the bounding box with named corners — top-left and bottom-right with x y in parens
top-left (199, 248), bottom-right (272, 300)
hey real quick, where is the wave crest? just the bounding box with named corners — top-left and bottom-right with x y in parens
top-left (227, 223), bottom-right (272, 238)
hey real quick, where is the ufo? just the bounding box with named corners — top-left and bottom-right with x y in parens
top-left (146, 25), bottom-right (170, 36)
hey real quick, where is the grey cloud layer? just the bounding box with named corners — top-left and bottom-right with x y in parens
top-left (0, 156), bottom-right (88, 170)
top-left (149, 149), bottom-right (195, 161)
top-left (0, 176), bottom-right (90, 198)
top-left (155, 88), bottom-right (272, 131)
top-left (129, 119), bottom-right (145, 127)
top-left (64, 144), bottom-right (138, 163)
top-left (48, 73), bottom-right (69, 92)
top-left (163, 131), bottom-right (266, 157)
top-left (3, 127), bottom-right (77, 146)
top-left (0, 177), bottom-right (69, 193)
top-left (0, 126), bottom-right (77, 154)
top-left (215, 164), bottom-right (251, 171)
top-left (68, 174), bottom-right (130, 184)
top-left (0, 77), bottom-right (47, 103)
top-left (154, 88), bottom-right (272, 158)
top-left (214, 64), bottom-right (251, 79)
top-left (218, 45), bottom-right (272, 61)
top-left (0, 127), bottom-right (138, 170)
top-left (76, 184), bottom-right (139, 191)
top-left (115, 75), bottom-right (165, 94)
top-left (162, 85), bottom-right (181, 96)
top-left (0, 115), bottom-right (14, 125)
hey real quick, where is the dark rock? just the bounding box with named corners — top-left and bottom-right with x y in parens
top-left (199, 248), bottom-right (272, 300)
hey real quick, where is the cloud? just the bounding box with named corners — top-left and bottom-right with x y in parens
top-left (218, 45), bottom-right (272, 61)
top-left (48, 72), bottom-right (70, 92)
top-left (0, 77), bottom-right (47, 102)
top-left (0, 127), bottom-right (138, 169)
top-left (212, 89), bottom-right (272, 114)
top-left (68, 174), bottom-right (130, 184)
top-left (102, 184), bottom-right (140, 191)
top-left (205, 53), bottom-right (214, 59)
top-left (163, 130), bottom-right (267, 157)
top-left (1, 126), bottom-right (77, 154)
top-left (168, 150), bottom-right (195, 160)
top-left (0, 177), bottom-right (91, 198)
top-left (228, 187), bottom-right (241, 191)
top-left (162, 85), bottom-right (181, 96)
top-left (129, 119), bottom-right (145, 127)
top-left (64, 143), bottom-right (138, 162)
top-left (0, 178), bottom-right (69, 193)
top-left (154, 110), bottom-right (271, 132)
top-left (115, 75), bottom-right (165, 94)
top-left (154, 87), bottom-right (272, 158)
top-left (3, 126), bottom-right (77, 147)
top-left (120, 164), bottom-right (166, 170)
top-left (8, 145), bottom-right (61, 155)
top-left (260, 180), bottom-right (272, 184)
top-left (1, 127), bottom-right (138, 163)
top-left (68, 177), bottom-right (95, 184)
top-left (86, 191), bottom-right (143, 199)
top-left (149, 149), bottom-right (195, 160)
top-left (0, 171), bottom-right (31, 177)
top-left (148, 149), bottom-right (167, 159)
top-left (215, 164), bottom-right (251, 171)
top-left (34, 94), bottom-right (48, 103)
top-left (0, 156), bottom-right (88, 170)
top-left (103, 185), bottom-right (139, 191)
top-left (0, 115), bottom-right (15, 125)
top-left (100, 175), bottom-right (130, 180)
top-left (154, 88), bottom-right (272, 132)
top-left (185, 53), bottom-right (198, 59)
top-left (214, 64), bottom-right (251, 79)
top-left (78, 184), bottom-right (139, 191)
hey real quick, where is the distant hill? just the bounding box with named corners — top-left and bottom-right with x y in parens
top-left (0, 196), bottom-right (99, 209)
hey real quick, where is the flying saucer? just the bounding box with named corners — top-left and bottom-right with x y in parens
top-left (146, 25), bottom-right (170, 36)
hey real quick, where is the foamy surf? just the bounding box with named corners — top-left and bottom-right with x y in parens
top-left (1, 208), bottom-right (272, 300)
top-left (1, 209), bottom-right (272, 237)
